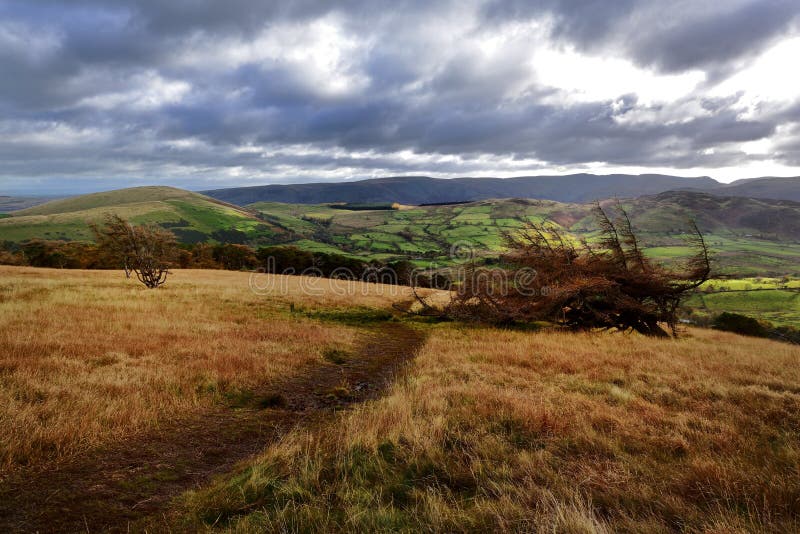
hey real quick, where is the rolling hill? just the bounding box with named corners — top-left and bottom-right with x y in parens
top-left (697, 176), bottom-right (800, 201)
top-left (0, 186), bottom-right (282, 244)
top-left (2, 185), bottom-right (800, 276)
top-left (12, 186), bottom-right (204, 217)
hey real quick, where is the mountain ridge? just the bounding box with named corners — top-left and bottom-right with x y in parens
top-left (203, 174), bottom-right (720, 205)
top-left (202, 174), bottom-right (800, 206)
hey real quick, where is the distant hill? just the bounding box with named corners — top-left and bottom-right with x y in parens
top-left (203, 174), bottom-right (721, 205)
top-left (203, 174), bottom-right (800, 206)
top-left (613, 191), bottom-right (800, 247)
top-left (0, 186), bottom-right (281, 244)
top-left (0, 196), bottom-right (62, 213)
top-left (696, 176), bottom-right (800, 202)
top-left (12, 186), bottom-right (201, 217)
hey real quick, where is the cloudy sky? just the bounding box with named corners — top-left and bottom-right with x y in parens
top-left (2, 0), bottom-right (800, 194)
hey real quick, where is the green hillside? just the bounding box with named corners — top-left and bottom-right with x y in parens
top-left (12, 186), bottom-right (199, 216)
top-left (687, 288), bottom-right (800, 328)
top-left (248, 194), bottom-right (800, 276)
top-left (3, 186), bottom-right (800, 327)
top-left (3, 187), bottom-right (800, 277)
top-left (0, 186), bottom-right (282, 244)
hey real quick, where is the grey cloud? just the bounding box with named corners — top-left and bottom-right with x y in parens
top-left (483, 0), bottom-right (639, 46)
top-left (0, 0), bottom-right (799, 194)
top-left (633, 0), bottom-right (800, 75)
top-left (482, 0), bottom-right (800, 75)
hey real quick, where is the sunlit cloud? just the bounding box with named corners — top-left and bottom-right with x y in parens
top-left (0, 0), bottom-right (798, 194)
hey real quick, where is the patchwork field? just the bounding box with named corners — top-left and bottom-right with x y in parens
top-left (249, 195), bottom-right (800, 276)
top-left (688, 291), bottom-right (800, 327)
top-left (1, 266), bottom-right (799, 532)
top-left (4, 187), bottom-right (800, 277)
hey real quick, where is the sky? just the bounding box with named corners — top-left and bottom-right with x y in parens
top-left (1, 0), bottom-right (800, 195)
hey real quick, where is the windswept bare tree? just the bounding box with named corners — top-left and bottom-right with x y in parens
top-left (91, 214), bottom-right (177, 288)
top-left (408, 202), bottom-right (711, 337)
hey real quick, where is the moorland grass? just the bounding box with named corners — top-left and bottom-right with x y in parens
top-left (183, 324), bottom-right (800, 532)
top-left (3, 266), bottom-right (800, 531)
top-left (0, 266), bottom-right (417, 474)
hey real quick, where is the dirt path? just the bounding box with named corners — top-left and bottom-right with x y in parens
top-left (0, 322), bottom-right (426, 533)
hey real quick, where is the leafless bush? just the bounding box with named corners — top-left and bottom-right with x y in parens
top-left (410, 202), bottom-right (711, 337)
top-left (91, 214), bottom-right (177, 288)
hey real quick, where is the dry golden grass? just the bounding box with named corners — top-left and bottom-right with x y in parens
top-left (0, 266), bottom-right (418, 474)
top-left (3, 266), bottom-right (800, 531)
top-left (187, 323), bottom-right (800, 532)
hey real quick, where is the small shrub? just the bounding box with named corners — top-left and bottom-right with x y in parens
top-left (323, 348), bottom-right (349, 365)
top-left (772, 325), bottom-right (800, 344)
top-left (712, 312), bottom-right (769, 338)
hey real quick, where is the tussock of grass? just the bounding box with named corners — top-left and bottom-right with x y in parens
top-left (323, 348), bottom-right (350, 365)
top-left (307, 307), bottom-right (395, 325)
top-left (256, 393), bottom-right (287, 410)
top-left (184, 327), bottom-right (800, 532)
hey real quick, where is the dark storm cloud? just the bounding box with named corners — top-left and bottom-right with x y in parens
top-left (0, 0), bottom-right (798, 194)
top-left (482, 0), bottom-right (800, 74)
top-left (633, 1), bottom-right (800, 74)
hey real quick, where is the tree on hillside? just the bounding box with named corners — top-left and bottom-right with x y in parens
top-left (91, 214), bottom-right (177, 288)
top-left (212, 243), bottom-right (259, 271)
top-left (19, 240), bottom-right (105, 269)
top-left (409, 202), bottom-right (711, 337)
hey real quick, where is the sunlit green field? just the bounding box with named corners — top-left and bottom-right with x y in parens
top-left (249, 201), bottom-right (800, 276)
top-left (0, 187), bottom-right (280, 243)
top-left (686, 289), bottom-right (800, 327)
top-left (683, 278), bottom-right (800, 327)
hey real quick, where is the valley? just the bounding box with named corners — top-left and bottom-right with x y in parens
top-left (3, 186), bottom-right (800, 276)
top-left (3, 184), bottom-right (800, 329)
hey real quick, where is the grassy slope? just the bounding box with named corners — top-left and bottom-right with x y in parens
top-left (183, 324), bottom-right (800, 532)
top-left (0, 266), bottom-right (417, 472)
top-left (13, 186), bottom-right (197, 216)
top-left (2, 267), bottom-right (799, 532)
top-left (0, 186), bottom-right (278, 243)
